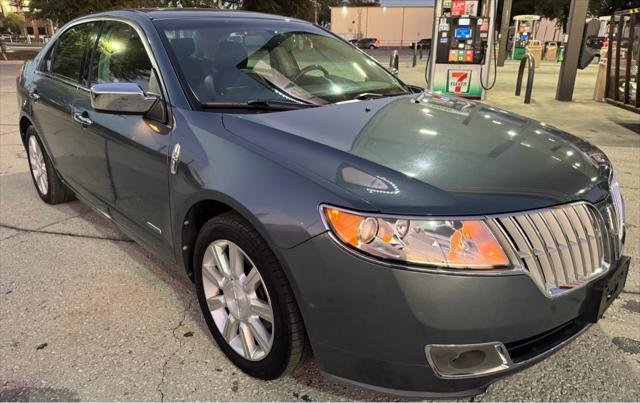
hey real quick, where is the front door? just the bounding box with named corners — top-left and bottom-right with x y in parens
top-left (77, 20), bottom-right (174, 260)
top-left (29, 21), bottom-right (110, 211)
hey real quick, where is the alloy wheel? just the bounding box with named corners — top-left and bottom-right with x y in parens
top-left (28, 136), bottom-right (48, 195)
top-left (201, 240), bottom-right (275, 361)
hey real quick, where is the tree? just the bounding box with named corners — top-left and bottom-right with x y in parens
top-left (242, 0), bottom-right (314, 20)
top-left (27, 0), bottom-right (169, 24)
top-left (317, 0), bottom-right (342, 24)
top-left (0, 12), bottom-right (25, 34)
top-left (589, 0), bottom-right (640, 15)
top-left (9, 0), bottom-right (27, 11)
top-left (25, 0), bottom-right (377, 25)
top-left (506, 0), bottom-right (640, 30)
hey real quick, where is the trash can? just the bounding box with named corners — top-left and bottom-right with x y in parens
top-left (513, 46), bottom-right (527, 60)
top-left (544, 42), bottom-right (558, 61)
top-left (526, 40), bottom-right (543, 67)
top-left (594, 51), bottom-right (608, 102)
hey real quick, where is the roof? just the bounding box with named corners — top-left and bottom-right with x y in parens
top-left (88, 8), bottom-right (302, 22)
top-left (137, 8), bottom-right (296, 20)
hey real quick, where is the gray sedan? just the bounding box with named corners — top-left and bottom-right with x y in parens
top-left (16, 9), bottom-right (628, 398)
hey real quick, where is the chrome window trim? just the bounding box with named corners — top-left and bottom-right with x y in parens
top-left (34, 16), bottom-right (172, 110)
top-left (319, 201), bottom-right (618, 298)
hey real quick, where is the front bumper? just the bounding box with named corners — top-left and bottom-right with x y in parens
top-left (280, 233), bottom-right (630, 398)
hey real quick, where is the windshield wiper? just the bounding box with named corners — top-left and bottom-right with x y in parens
top-left (201, 99), bottom-right (319, 111)
top-left (244, 70), bottom-right (325, 106)
top-left (354, 92), bottom-right (386, 100)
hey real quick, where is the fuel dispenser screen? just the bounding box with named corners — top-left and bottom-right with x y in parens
top-left (454, 27), bottom-right (472, 39)
top-left (436, 16), bottom-right (488, 65)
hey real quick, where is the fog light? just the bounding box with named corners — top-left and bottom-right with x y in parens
top-left (450, 349), bottom-right (487, 370)
top-left (426, 342), bottom-right (512, 378)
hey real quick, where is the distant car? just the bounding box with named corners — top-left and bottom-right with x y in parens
top-left (347, 38), bottom-right (358, 45)
top-left (410, 38), bottom-right (432, 50)
top-left (355, 37), bottom-right (380, 49)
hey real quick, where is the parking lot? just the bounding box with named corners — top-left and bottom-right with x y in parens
top-left (1, 58), bottom-right (639, 401)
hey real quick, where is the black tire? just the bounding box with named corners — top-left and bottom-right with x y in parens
top-left (193, 212), bottom-right (307, 379)
top-left (25, 126), bottom-right (74, 204)
top-left (368, 44), bottom-right (375, 49)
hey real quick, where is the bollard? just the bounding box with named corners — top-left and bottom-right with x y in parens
top-left (419, 44), bottom-right (423, 60)
top-left (389, 49), bottom-right (399, 75)
top-left (424, 54), bottom-right (430, 86)
top-left (412, 45), bottom-right (418, 67)
top-left (515, 53), bottom-right (536, 104)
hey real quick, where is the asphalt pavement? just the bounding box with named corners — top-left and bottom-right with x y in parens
top-left (1, 60), bottom-right (639, 401)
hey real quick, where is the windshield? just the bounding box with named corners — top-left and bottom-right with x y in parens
top-left (156, 18), bottom-right (409, 106)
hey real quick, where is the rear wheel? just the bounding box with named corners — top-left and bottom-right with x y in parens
top-left (194, 212), bottom-right (307, 379)
top-left (368, 44), bottom-right (375, 49)
top-left (26, 126), bottom-right (74, 204)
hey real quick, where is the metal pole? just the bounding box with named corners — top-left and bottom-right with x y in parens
top-left (515, 54), bottom-right (535, 104)
top-left (313, 0), bottom-right (318, 24)
top-left (497, 0), bottom-right (512, 66)
top-left (412, 45), bottom-right (418, 67)
top-left (511, 19), bottom-right (519, 60)
top-left (427, 0), bottom-right (444, 90)
top-left (481, 0), bottom-right (497, 101)
top-left (556, 0), bottom-right (588, 101)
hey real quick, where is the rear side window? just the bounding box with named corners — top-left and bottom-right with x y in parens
top-left (45, 22), bottom-right (98, 82)
top-left (90, 21), bottom-right (155, 92)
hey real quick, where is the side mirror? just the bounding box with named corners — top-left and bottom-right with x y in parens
top-left (90, 83), bottom-right (158, 114)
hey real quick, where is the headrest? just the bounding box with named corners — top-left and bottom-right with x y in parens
top-left (170, 38), bottom-right (196, 58)
top-left (213, 41), bottom-right (248, 70)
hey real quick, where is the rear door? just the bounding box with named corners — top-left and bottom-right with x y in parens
top-left (77, 20), bottom-right (174, 260)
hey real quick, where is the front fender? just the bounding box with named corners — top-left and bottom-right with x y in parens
top-left (169, 109), bottom-right (372, 271)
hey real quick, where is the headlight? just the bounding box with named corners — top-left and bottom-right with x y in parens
top-left (610, 174), bottom-right (625, 238)
top-left (321, 205), bottom-right (510, 269)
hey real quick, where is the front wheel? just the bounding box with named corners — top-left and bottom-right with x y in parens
top-left (194, 212), bottom-right (307, 379)
top-left (368, 44), bottom-right (376, 49)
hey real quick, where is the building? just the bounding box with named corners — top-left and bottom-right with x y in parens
top-left (0, 0), bottom-right (56, 41)
top-left (331, 0), bottom-right (435, 47)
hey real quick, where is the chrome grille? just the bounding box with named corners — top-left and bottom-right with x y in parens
top-left (489, 203), bottom-right (610, 296)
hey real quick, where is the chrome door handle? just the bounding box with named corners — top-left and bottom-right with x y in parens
top-left (73, 112), bottom-right (93, 126)
top-left (29, 92), bottom-right (40, 102)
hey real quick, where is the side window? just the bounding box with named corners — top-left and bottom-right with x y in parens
top-left (91, 22), bottom-right (156, 93)
top-left (47, 22), bottom-right (98, 82)
top-left (40, 46), bottom-right (55, 73)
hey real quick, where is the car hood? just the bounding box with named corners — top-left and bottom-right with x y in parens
top-left (222, 93), bottom-right (611, 216)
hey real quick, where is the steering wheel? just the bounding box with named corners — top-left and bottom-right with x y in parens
top-left (293, 64), bottom-right (330, 82)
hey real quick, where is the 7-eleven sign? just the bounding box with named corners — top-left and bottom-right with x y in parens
top-left (447, 70), bottom-right (471, 94)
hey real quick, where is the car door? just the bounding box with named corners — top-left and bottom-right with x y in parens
top-left (29, 21), bottom-right (111, 212)
top-left (76, 20), bottom-right (175, 260)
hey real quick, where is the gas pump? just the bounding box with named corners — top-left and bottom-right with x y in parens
top-left (511, 15), bottom-right (541, 60)
top-left (427, 0), bottom-right (497, 100)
